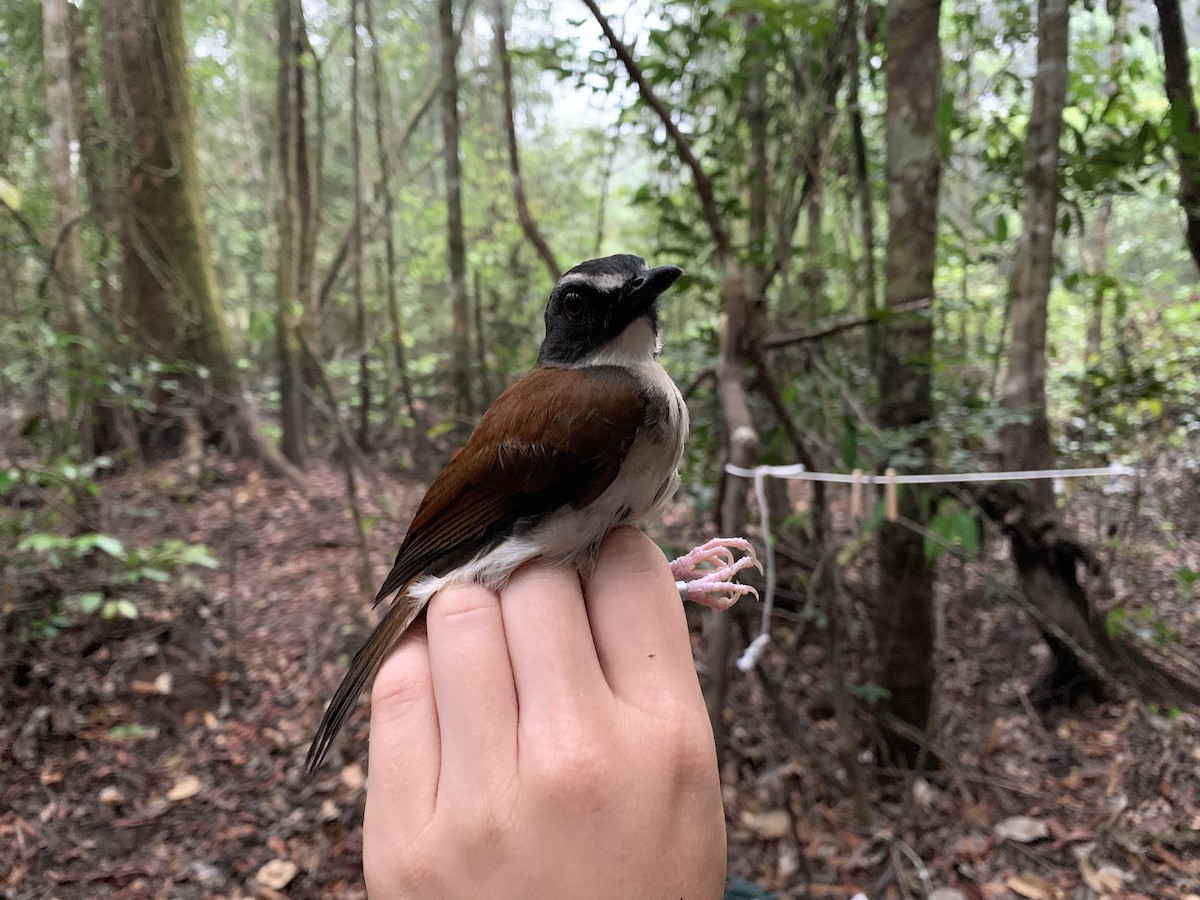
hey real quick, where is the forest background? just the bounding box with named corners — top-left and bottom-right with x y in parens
top-left (2, 0), bottom-right (1200, 897)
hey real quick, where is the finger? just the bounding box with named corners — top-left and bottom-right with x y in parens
top-left (364, 624), bottom-right (439, 836)
top-left (426, 583), bottom-right (518, 799)
top-left (501, 561), bottom-right (608, 726)
top-left (585, 526), bottom-right (699, 704)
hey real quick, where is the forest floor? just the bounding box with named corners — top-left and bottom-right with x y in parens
top-left (2, 451), bottom-right (1199, 899)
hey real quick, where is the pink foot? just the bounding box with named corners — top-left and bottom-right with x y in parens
top-left (669, 537), bottom-right (761, 610)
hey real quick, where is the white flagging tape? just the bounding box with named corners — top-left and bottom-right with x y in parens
top-left (724, 461), bottom-right (1139, 672)
top-left (736, 469), bottom-right (777, 672)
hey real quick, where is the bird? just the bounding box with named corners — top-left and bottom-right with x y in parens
top-left (306, 254), bottom-right (759, 770)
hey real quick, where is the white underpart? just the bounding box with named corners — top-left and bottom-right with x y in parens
top-left (408, 314), bottom-right (687, 605)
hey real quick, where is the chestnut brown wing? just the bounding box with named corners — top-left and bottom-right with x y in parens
top-left (373, 365), bottom-right (648, 603)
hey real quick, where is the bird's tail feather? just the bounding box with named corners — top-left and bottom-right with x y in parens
top-left (305, 592), bottom-right (426, 771)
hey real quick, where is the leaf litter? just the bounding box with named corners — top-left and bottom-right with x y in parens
top-left (0, 455), bottom-right (1197, 898)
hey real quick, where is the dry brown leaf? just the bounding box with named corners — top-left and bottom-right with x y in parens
top-left (254, 859), bottom-right (298, 890)
top-left (995, 815), bottom-right (1050, 843)
top-left (1079, 857), bottom-right (1129, 894)
top-left (1006, 873), bottom-right (1055, 899)
top-left (340, 763), bottom-right (365, 791)
top-left (912, 777), bottom-right (936, 812)
top-left (166, 775), bottom-right (201, 802)
top-left (1046, 818), bottom-right (1091, 844)
top-left (739, 809), bottom-right (791, 840)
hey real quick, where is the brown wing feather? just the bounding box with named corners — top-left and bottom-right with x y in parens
top-left (373, 365), bottom-right (648, 603)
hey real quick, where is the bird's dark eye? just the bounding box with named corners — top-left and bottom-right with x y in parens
top-left (562, 291), bottom-right (583, 317)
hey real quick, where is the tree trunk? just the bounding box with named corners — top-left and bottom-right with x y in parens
top-left (745, 13), bottom-right (768, 302)
top-left (67, 4), bottom-right (119, 325)
top-left (847, 0), bottom-right (880, 368)
top-left (350, 0), bottom-right (372, 451)
top-left (364, 0), bottom-right (417, 428)
top-left (98, 0), bottom-right (301, 484)
top-left (275, 0), bottom-right (310, 466)
top-left (439, 0), bottom-right (473, 418)
top-left (995, 0), bottom-right (1176, 708)
top-left (1082, 10), bottom-right (1125, 418)
top-left (1153, 0), bottom-right (1200, 274)
top-left (494, 0), bottom-right (560, 281)
top-left (43, 0), bottom-right (92, 454)
top-left (1000, 0), bottom-right (1069, 510)
top-left (1082, 195), bottom-right (1111, 417)
top-left (472, 268), bottom-right (492, 403)
top-left (875, 0), bottom-right (943, 767)
top-left (300, 19), bottom-right (324, 386)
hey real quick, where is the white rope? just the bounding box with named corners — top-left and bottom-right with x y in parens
top-left (736, 469), bottom-right (776, 672)
top-left (725, 462), bottom-right (1138, 484)
top-left (724, 460), bottom-right (1139, 673)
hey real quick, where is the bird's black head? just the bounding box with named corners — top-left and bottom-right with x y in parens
top-left (537, 254), bottom-right (685, 367)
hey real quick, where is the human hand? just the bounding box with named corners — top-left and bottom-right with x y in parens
top-left (363, 525), bottom-right (727, 900)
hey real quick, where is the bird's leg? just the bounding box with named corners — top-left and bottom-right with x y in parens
top-left (670, 538), bottom-right (761, 610)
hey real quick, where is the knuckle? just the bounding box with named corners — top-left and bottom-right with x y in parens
top-left (447, 796), bottom-right (514, 857)
top-left (532, 731), bottom-right (610, 809)
top-left (668, 727), bottom-right (718, 786)
top-left (655, 712), bottom-right (718, 787)
top-left (365, 834), bottom-right (438, 896)
top-left (370, 646), bottom-right (431, 713)
top-left (431, 584), bottom-right (500, 631)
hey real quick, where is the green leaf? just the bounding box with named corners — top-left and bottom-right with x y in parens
top-left (179, 545), bottom-right (219, 569)
top-left (0, 176), bottom-right (21, 211)
top-left (924, 511), bottom-right (956, 563)
top-left (74, 592), bottom-right (104, 614)
top-left (106, 599), bottom-right (139, 620)
top-left (1178, 566), bottom-right (1197, 591)
top-left (841, 418), bottom-right (858, 470)
top-left (1105, 607), bottom-right (1126, 639)
top-left (937, 89), bottom-right (956, 159)
top-left (108, 723), bottom-right (157, 742)
top-left (426, 420), bottom-right (457, 440)
top-left (86, 534), bottom-right (127, 559)
top-left (17, 533), bottom-right (63, 553)
top-left (953, 508), bottom-right (980, 557)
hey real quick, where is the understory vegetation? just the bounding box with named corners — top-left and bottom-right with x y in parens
top-left (2, 0), bottom-right (1199, 896)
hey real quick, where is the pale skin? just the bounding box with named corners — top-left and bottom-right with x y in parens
top-left (363, 526), bottom-right (727, 900)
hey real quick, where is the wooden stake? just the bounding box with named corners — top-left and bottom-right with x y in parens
top-left (885, 467), bottom-right (898, 522)
top-left (849, 468), bottom-right (863, 519)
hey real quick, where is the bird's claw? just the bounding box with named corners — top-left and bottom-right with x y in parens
top-left (670, 537), bottom-right (761, 611)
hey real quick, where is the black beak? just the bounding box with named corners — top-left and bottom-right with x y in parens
top-left (625, 265), bottom-right (685, 309)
